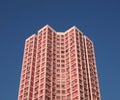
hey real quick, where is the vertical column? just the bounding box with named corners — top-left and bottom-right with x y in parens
top-left (56, 35), bottom-right (61, 100)
top-left (60, 35), bottom-right (66, 100)
top-left (18, 34), bottom-right (37, 100)
top-left (33, 31), bottom-right (42, 100)
top-left (69, 28), bottom-right (79, 100)
top-left (84, 36), bottom-right (101, 100)
top-left (45, 27), bottom-right (53, 100)
top-left (75, 29), bottom-right (85, 100)
top-left (65, 32), bottom-right (71, 100)
top-left (52, 32), bottom-right (56, 100)
top-left (33, 27), bottom-right (48, 100)
top-left (74, 28), bottom-right (83, 100)
top-left (84, 36), bottom-right (93, 100)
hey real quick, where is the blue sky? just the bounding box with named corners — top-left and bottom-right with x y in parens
top-left (0, 0), bottom-right (120, 100)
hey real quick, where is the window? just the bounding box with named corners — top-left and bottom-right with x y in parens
top-left (57, 69), bottom-right (60, 72)
top-left (57, 90), bottom-right (60, 93)
top-left (57, 84), bottom-right (60, 88)
top-left (57, 96), bottom-right (60, 99)
top-left (57, 60), bottom-right (60, 62)
top-left (57, 55), bottom-right (60, 58)
top-left (61, 69), bottom-right (65, 72)
top-left (62, 84), bottom-right (65, 88)
top-left (62, 90), bottom-right (65, 94)
top-left (57, 74), bottom-right (60, 77)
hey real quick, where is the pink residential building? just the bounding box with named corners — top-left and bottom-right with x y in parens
top-left (18, 25), bottom-right (101, 100)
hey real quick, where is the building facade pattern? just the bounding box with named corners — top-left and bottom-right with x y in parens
top-left (18, 25), bottom-right (101, 100)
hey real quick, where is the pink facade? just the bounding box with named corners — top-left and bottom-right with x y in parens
top-left (18, 25), bottom-right (101, 100)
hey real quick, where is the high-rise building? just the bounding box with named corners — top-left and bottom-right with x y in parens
top-left (18, 25), bottom-right (101, 100)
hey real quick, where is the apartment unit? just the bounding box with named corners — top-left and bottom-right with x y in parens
top-left (18, 25), bottom-right (101, 100)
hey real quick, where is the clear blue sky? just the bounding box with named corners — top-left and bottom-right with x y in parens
top-left (0, 0), bottom-right (120, 100)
